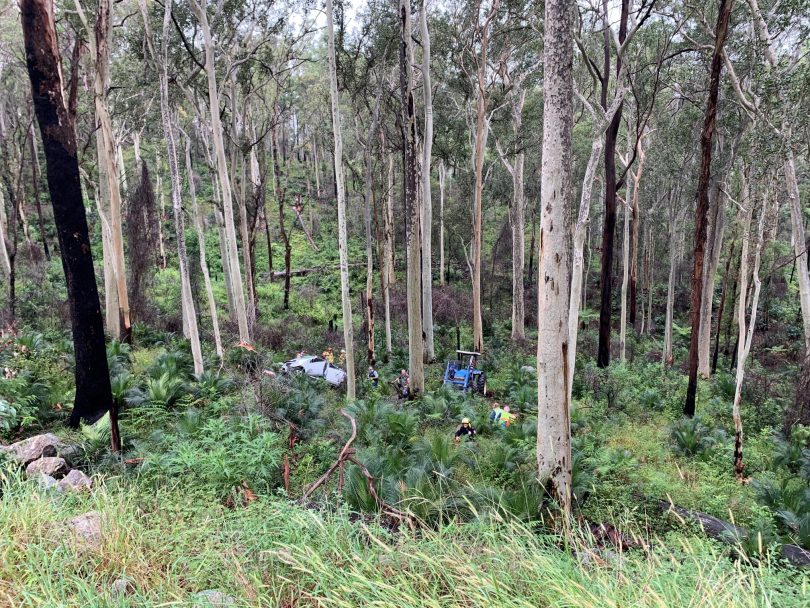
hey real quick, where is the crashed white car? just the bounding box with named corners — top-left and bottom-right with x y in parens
top-left (280, 354), bottom-right (347, 386)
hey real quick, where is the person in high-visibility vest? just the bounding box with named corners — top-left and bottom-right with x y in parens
top-left (499, 405), bottom-right (516, 428)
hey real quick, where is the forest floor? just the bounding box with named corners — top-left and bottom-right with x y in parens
top-left (1, 334), bottom-right (809, 606)
top-left (0, 459), bottom-right (804, 607)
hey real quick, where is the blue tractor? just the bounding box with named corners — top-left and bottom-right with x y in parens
top-left (443, 350), bottom-right (487, 395)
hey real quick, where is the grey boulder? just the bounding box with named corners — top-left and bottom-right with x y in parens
top-left (58, 469), bottom-right (93, 492)
top-left (26, 457), bottom-right (68, 479)
top-left (5, 433), bottom-right (65, 465)
top-left (64, 511), bottom-right (103, 551)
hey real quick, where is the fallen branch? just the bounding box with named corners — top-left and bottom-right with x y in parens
top-left (345, 455), bottom-right (412, 527)
top-left (299, 410), bottom-right (414, 529)
top-left (301, 408), bottom-right (357, 501)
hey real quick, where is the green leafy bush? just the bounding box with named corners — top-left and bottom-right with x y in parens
top-left (139, 412), bottom-right (282, 499)
top-left (670, 417), bottom-right (726, 457)
top-left (0, 399), bottom-right (18, 435)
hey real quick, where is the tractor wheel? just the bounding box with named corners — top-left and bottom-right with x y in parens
top-left (475, 373), bottom-right (487, 396)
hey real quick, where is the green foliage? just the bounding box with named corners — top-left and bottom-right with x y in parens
top-left (143, 373), bottom-right (187, 408)
top-left (771, 428), bottom-right (810, 477)
top-left (107, 340), bottom-right (133, 377)
top-left (138, 412), bottom-right (283, 499)
top-left (0, 399), bottom-right (17, 435)
top-left (721, 516), bottom-right (783, 564)
top-left (590, 446), bottom-right (639, 481)
top-left (712, 372), bottom-right (737, 401)
top-left (670, 416), bottom-right (727, 458)
top-left (110, 372), bottom-right (143, 409)
top-left (195, 371), bottom-right (236, 400)
top-left (149, 349), bottom-right (194, 380)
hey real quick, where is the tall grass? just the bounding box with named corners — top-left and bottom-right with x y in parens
top-left (0, 468), bottom-right (805, 607)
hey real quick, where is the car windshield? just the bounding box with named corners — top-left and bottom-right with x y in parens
top-left (311, 356), bottom-right (324, 362)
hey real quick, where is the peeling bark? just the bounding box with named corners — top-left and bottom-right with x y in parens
top-left (536, 0), bottom-right (573, 515)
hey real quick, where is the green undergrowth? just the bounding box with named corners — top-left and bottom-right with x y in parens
top-left (0, 470), bottom-right (806, 607)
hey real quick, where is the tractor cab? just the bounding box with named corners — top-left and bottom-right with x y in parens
top-left (443, 350), bottom-right (486, 394)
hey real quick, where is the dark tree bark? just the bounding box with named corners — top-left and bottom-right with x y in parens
top-left (723, 250), bottom-right (740, 359)
top-left (597, 0), bottom-right (629, 368)
top-left (712, 241), bottom-right (736, 374)
top-left (21, 0), bottom-right (118, 446)
top-left (527, 200), bottom-right (537, 289)
top-left (684, 0), bottom-right (735, 417)
top-left (7, 193), bottom-right (17, 325)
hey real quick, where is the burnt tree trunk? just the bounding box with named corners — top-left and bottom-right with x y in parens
top-left (684, 0), bottom-right (735, 417)
top-left (712, 241), bottom-right (735, 375)
top-left (596, 0), bottom-right (629, 368)
top-left (21, 0), bottom-right (118, 445)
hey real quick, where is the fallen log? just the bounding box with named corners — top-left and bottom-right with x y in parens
top-left (659, 499), bottom-right (810, 567)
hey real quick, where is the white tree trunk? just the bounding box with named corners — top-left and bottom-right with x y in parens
top-left (313, 138), bottom-right (322, 199)
top-left (185, 135), bottom-right (223, 359)
top-left (362, 99), bottom-right (382, 365)
top-left (644, 224), bottom-right (654, 335)
top-left (566, 79), bottom-right (625, 395)
top-left (471, 108), bottom-right (487, 353)
top-left (469, 0), bottom-right (499, 353)
top-left (663, 202), bottom-right (679, 368)
top-left (383, 151), bottom-right (395, 354)
top-left (568, 137), bottom-right (603, 397)
top-left (420, 3), bottom-right (435, 361)
top-left (116, 139), bottom-right (128, 199)
top-left (536, 0), bottom-right (573, 515)
top-left (386, 152), bottom-right (396, 288)
top-left (0, 187), bottom-right (10, 277)
top-left (76, 0), bottom-right (131, 341)
top-left (620, 131), bottom-right (647, 362)
top-left (619, 190), bottom-right (631, 363)
top-left (496, 86), bottom-right (528, 343)
top-left (208, 167), bottom-right (235, 318)
top-left (438, 159), bottom-right (446, 286)
top-left (231, 85), bottom-right (256, 333)
top-left (698, 181), bottom-right (726, 376)
top-left (155, 149), bottom-right (168, 269)
top-left (190, 0), bottom-right (250, 344)
top-left (785, 151), bottom-right (810, 354)
top-left (744, 0), bottom-right (810, 355)
top-left (732, 169), bottom-right (769, 479)
top-left (327, 0), bottom-right (356, 400)
top-left (140, 0), bottom-right (204, 375)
